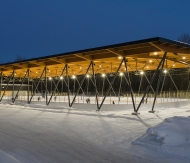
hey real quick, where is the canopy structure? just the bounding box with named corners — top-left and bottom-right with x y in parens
top-left (0, 37), bottom-right (190, 78)
top-left (1, 37), bottom-right (190, 113)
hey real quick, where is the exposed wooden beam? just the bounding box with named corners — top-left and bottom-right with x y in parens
top-left (74, 53), bottom-right (92, 61)
top-left (106, 49), bottom-right (124, 56)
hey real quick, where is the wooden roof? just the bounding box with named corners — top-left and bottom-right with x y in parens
top-left (1, 37), bottom-right (190, 78)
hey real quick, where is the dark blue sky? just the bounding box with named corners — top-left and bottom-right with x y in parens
top-left (0, 0), bottom-right (190, 63)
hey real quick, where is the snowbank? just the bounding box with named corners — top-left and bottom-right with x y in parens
top-left (133, 116), bottom-right (190, 158)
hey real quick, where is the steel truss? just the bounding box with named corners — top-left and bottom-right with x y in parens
top-left (1, 51), bottom-right (188, 114)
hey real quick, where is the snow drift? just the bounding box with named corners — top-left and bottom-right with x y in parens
top-left (133, 116), bottom-right (190, 158)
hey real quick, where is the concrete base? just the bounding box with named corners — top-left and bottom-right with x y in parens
top-left (10, 102), bottom-right (15, 105)
top-left (149, 110), bottom-right (156, 113)
top-left (131, 112), bottom-right (140, 115)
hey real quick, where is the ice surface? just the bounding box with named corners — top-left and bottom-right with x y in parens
top-left (0, 100), bottom-right (190, 162)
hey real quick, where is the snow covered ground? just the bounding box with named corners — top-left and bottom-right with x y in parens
top-left (0, 100), bottom-right (190, 163)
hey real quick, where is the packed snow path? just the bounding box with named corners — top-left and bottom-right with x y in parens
top-left (0, 101), bottom-right (190, 163)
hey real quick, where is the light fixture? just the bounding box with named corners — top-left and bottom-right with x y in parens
top-left (80, 67), bottom-right (82, 69)
top-left (149, 60), bottom-right (152, 63)
top-left (182, 56), bottom-right (186, 59)
top-left (102, 73), bottom-right (106, 77)
top-left (154, 52), bottom-right (158, 55)
top-left (49, 77), bottom-right (52, 80)
top-left (118, 56), bottom-right (122, 59)
top-left (119, 72), bottom-right (124, 76)
top-left (86, 74), bottom-right (90, 78)
top-left (140, 71), bottom-right (144, 75)
top-left (146, 66), bottom-right (149, 68)
top-left (72, 75), bottom-right (76, 79)
top-left (163, 69), bottom-right (167, 73)
top-left (99, 65), bottom-right (101, 68)
top-left (173, 64), bottom-right (175, 67)
top-left (60, 76), bottom-right (63, 79)
top-left (36, 72), bottom-right (38, 73)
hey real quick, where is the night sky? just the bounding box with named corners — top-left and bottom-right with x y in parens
top-left (1, 0), bottom-right (190, 63)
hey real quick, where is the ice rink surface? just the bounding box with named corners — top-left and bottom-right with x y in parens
top-left (0, 100), bottom-right (190, 163)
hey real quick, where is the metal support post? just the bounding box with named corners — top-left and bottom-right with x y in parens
top-left (135, 52), bottom-right (167, 113)
top-left (0, 71), bottom-right (14, 102)
top-left (138, 75), bottom-right (143, 95)
top-left (66, 64), bottom-right (71, 106)
top-left (28, 67), bottom-right (46, 104)
top-left (70, 62), bottom-right (92, 107)
top-left (0, 72), bottom-right (2, 98)
top-left (47, 65), bottom-right (67, 105)
top-left (27, 70), bottom-right (30, 103)
top-left (123, 58), bottom-right (136, 113)
top-left (45, 67), bottom-right (48, 105)
top-left (98, 58), bottom-right (124, 110)
top-left (13, 69), bottom-right (29, 103)
top-left (144, 74), bottom-right (155, 94)
top-left (91, 61), bottom-right (99, 109)
top-left (12, 72), bottom-right (15, 103)
top-left (168, 72), bottom-right (178, 91)
top-left (118, 76), bottom-right (122, 102)
top-left (150, 55), bottom-right (166, 113)
top-left (105, 76), bottom-right (117, 96)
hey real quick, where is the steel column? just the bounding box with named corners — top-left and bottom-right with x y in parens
top-left (66, 64), bottom-right (71, 106)
top-left (47, 65), bottom-right (67, 105)
top-left (70, 62), bottom-right (92, 107)
top-left (168, 73), bottom-right (178, 91)
top-left (98, 58), bottom-right (124, 110)
top-left (28, 67), bottom-right (46, 104)
top-left (144, 74), bottom-right (155, 94)
top-left (105, 76), bottom-right (117, 96)
top-left (12, 69), bottom-right (29, 103)
top-left (12, 72), bottom-right (15, 103)
top-left (135, 52), bottom-right (167, 113)
top-left (0, 71), bottom-right (14, 102)
top-left (91, 61), bottom-right (99, 109)
top-left (123, 58), bottom-right (136, 112)
top-left (27, 70), bottom-right (30, 103)
top-left (0, 72), bottom-right (2, 98)
top-left (151, 55), bottom-right (166, 112)
top-left (45, 67), bottom-right (48, 105)
top-left (138, 75), bottom-right (143, 95)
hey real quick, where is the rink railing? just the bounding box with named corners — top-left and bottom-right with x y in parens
top-left (2, 91), bottom-right (190, 105)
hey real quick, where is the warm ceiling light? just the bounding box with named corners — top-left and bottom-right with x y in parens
top-left (49, 77), bottom-right (52, 80)
top-left (119, 72), bottom-right (124, 76)
top-left (72, 75), bottom-right (76, 79)
top-left (154, 52), bottom-right (158, 55)
top-left (173, 64), bottom-right (175, 67)
top-left (99, 65), bottom-right (101, 68)
top-left (146, 66), bottom-right (149, 68)
top-left (140, 71), bottom-right (144, 75)
top-left (36, 72), bottom-right (38, 73)
top-left (86, 74), bottom-right (90, 78)
top-left (149, 60), bottom-right (152, 63)
top-left (163, 69), bottom-right (167, 73)
top-left (182, 56), bottom-right (186, 59)
top-left (80, 67), bottom-right (82, 69)
top-left (102, 73), bottom-right (106, 77)
top-left (118, 56), bottom-right (122, 59)
top-left (60, 76), bottom-right (63, 79)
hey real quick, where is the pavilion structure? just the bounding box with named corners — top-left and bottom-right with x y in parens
top-left (0, 37), bottom-right (190, 113)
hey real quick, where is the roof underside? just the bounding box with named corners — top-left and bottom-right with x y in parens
top-left (1, 37), bottom-right (190, 78)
